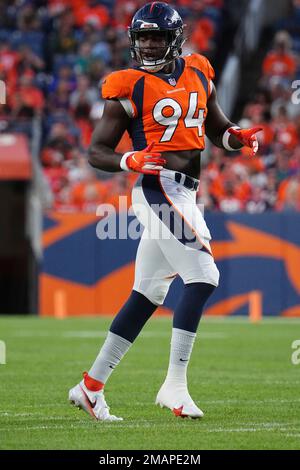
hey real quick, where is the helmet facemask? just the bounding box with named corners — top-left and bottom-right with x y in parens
top-left (129, 28), bottom-right (185, 72)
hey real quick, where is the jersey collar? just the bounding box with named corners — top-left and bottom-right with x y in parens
top-left (134, 58), bottom-right (185, 86)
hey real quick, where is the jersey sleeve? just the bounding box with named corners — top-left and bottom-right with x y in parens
top-left (205, 57), bottom-right (215, 81)
top-left (101, 70), bottom-right (137, 117)
top-left (101, 71), bottom-right (131, 99)
top-left (205, 57), bottom-right (215, 96)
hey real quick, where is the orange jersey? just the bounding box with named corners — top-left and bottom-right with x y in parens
top-left (101, 53), bottom-right (215, 152)
top-left (262, 51), bottom-right (296, 78)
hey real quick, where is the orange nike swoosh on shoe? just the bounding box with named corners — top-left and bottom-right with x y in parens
top-left (172, 406), bottom-right (188, 418)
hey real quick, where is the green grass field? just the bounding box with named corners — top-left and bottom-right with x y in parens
top-left (0, 315), bottom-right (300, 450)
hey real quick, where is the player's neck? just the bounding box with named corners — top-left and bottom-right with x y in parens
top-left (159, 61), bottom-right (176, 75)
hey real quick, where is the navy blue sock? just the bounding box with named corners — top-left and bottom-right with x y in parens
top-left (173, 282), bottom-right (216, 333)
top-left (110, 290), bottom-right (158, 343)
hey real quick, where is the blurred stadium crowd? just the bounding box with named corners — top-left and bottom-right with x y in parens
top-left (0, 0), bottom-right (299, 213)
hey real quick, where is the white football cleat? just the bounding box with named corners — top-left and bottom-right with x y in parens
top-left (69, 381), bottom-right (123, 422)
top-left (155, 381), bottom-right (204, 419)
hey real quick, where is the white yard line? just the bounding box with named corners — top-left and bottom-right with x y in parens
top-left (63, 331), bottom-right (107, 338)
top-left (1, 423), bottom-right (299, 433)
top-left (63, 331), bottom-right (227, 339)
top-left (11, 331), bottom-right (228, 339)
top-left (0, 412), bottom-right (67, 419)
top-left (140, 332), bottom-right (227, 339)
top-left (2, 316), bottom-right (300, 328)
top-left (134, 398), bottom-right (300, 406)
top-left (0, 404), bottom-right (67, 409)
top-left (1, 410), bottom-right (299, 431)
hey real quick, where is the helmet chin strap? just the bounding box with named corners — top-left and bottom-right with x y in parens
top-left (138, 46), bottom-right (172, 72)
top-left (140, 64), bottom-right (166, 72)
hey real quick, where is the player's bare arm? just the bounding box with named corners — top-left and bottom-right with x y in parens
top-left (205, 83), bottom-right (242, 150)
top-left (88, 99), bottom-right (130, 172)
top-left (88, 99), bottom-right (166, 175)
top-left (206, 83), bottom-right (262, 155)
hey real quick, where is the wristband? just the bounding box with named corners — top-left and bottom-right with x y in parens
top-left (120, 152), bottom-right (132, 171)
top-left (222, 126), bottom-right (240, 151)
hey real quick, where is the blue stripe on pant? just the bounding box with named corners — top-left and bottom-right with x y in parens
top-left (141, 174), bottom-right (211, 255)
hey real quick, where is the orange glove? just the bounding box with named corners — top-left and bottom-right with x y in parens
top-left (120, 142), bottom-right (166, 175)
top-left (228, 126), bottom-right (263, 156)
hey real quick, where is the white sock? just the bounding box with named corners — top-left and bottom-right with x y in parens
top-left (165, 328), bottom-right (196, 386)
top-left (88, 331), bottom-right (132, 384)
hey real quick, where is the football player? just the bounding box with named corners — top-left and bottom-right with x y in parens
top-left (69, 2), bottom-right (261, 420)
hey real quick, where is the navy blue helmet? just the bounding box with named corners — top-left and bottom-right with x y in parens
top-left (128, 2), bottom-right (185, 70)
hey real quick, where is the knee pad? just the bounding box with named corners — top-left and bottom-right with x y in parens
top-left (133, 275), bottom-right (173, 306)
top-left (206, 262), bottom-right (220, 287)
top-left (181, 257), bottom-right (220, 287)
